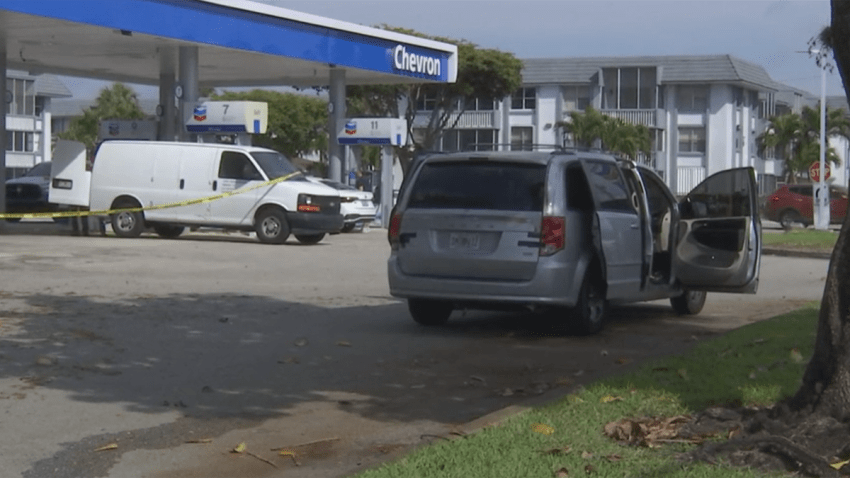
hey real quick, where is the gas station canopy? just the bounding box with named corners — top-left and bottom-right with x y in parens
top-left (0, 0), bottom-right (458, 87)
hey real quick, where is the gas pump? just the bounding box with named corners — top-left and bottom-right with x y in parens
top-left (185, 101), bottom-right (268, 145)
top-left (337, 118), bottom-right (407, 228)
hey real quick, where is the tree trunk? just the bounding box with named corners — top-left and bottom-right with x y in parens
top-left (787, 0), bottom-right (850, 419)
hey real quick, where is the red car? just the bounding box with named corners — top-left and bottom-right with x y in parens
top-left (764, 184), bottom-right (848, 228)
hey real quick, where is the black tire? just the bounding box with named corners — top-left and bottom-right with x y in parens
top-left (779, 210), bottom-right (800, 229)
top-left (670, 289), bottom-right (707, 315)
top-left (153, 224), bottom-right (185, 239)
top-left (408, 298), bottom-right (453, 326)
top-left (294, 233), bottom-right (325, 245)
top-left (110, 202), bottom-right (145, 238)
top-left (340, 223), bottom-right (355, 233)
top-left (254, 209), bottom-right (290, 244)
top-left (572, 274), bottom-right (607, 335)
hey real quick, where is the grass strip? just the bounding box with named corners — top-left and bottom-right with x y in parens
top-left (762, 229), bottom-right (838, 251)
top-left (356, 304), bottom-right (819, 478)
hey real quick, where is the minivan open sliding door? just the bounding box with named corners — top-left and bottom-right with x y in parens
top-left (672, 167), bottom-right (761, 293)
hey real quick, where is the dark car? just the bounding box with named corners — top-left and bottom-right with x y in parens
top-left (4, 162), bottom-right (56, 222)
top-left (763, 184), bottom-right (848, 228)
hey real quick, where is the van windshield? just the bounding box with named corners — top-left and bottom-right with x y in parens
top-left (251, 151), bottom-right (301, 179)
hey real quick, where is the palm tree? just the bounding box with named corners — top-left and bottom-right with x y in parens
top-left (556, 106), bottom-right (650, 161)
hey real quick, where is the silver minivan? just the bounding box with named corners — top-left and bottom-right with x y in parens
top-left (387, 150), bottom-right (761, 334)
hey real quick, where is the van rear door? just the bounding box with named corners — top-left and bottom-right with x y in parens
top-left (395, 160), bottom-right (546, 282)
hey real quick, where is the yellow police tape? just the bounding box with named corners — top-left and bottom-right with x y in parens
top-left (0, 170), bottom-right (302, 220)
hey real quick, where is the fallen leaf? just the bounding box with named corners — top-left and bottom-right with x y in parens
top-left (469, 375), bottom-right (486, 383)
top-left (279, 450), bottom-right (301, 466)
top-left (569, 395), bottom-right (585, 404)
top-left (336, 340), bottom-right (351, 347)
top-left (600, 395), bottom-right (623, 403)
top-left (581, 451), bottom-right (593, 459)
top-left (790, 348), bottom-right (805, 363)
top-left (603, 415), bottom-right (692, 447)
top-left (232, 442), bottom-right (247, 453)
top-left (831, 459), bottom-right (850, 470)
top-left (615, 357), bottom-right (633, 365)
top-left (185, 438), bottom-right (213, 444)
top-left (555, 467), bottom-right (569, 477)
top-left (500, 388), bottom-right (514, 397)
top-left (606, 453), bottom-right (622, 462)
top-left (584, 464), bottom-right (595, 474)
top-left (94, 443), bottom-right (118, 452)
top-left (531, 423), bottom-right (555, 435)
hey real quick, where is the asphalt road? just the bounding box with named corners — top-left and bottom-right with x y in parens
top-left (0, 221), bottom-right (832, 478)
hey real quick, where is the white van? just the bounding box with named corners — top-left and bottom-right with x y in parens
top-left (84, 141), bottom-right (343, 244)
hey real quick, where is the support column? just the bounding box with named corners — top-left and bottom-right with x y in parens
top-left (0, 36), bottom-right (6, 226)
top-left (328, 68), bottom-right (345, 182)
top-left (159, 47), bottom-right (177, 141)
top-left (178, 46), bottom-right (199, 142)
top-left (42, 98), bottom-right (52, 164)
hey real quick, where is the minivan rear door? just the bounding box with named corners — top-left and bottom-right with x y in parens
top-left (395, 160), bottom-right (546, 282)
top-left (672, 167), bottom-right (761, 293)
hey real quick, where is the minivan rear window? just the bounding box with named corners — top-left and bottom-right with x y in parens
top-left (407, 161), bottom-right (546, 211)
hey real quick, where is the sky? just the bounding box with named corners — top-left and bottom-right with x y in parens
top-left (62, 0), bottom-right (844, 100)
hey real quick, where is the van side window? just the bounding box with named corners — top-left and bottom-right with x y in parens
top-left (566, 166), bottom-right (592, 212)
top-left (219, 152), bottom-right (262, 180)
top-left (583, 160), bottom-right (635, 213)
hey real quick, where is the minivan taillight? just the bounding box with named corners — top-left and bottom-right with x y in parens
top-left (388, 212), bottom-right (403, 249)
top-left (540, 216), bottom-right (565, 256)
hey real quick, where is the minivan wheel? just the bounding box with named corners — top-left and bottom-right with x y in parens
top-left (670, 289), bottom-right (707, 315)
top-left (572, 275), bottom-right (606, 335)
top-left (408, 298), bottom-right (453, 326)
top-left (779, 210), bottom-right (800, 229)
top-left (153, 224), bottom-right (184, 239)
top-left (294, 233), bottom-right (325, 245)
top-left (255, 209), bottom-right (290, 244)
top-left (111, 202), bottom-right (145, 238)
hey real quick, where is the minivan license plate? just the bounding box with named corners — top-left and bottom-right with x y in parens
top-left (449, 232), bottom-right (480, 250)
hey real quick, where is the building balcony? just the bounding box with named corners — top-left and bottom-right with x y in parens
top-left (415, 109), bottom-right (499, 130)
top-left (597, 109), bottom-right (662, 129)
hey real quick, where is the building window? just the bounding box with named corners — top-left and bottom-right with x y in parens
top-left (441, 129), bottom-right (496, 151)
top-left (676, 85), bottom-right (709, 113)
top-left (511, 127), bottom-right (534, 151)
top-left (678, 127), bottom-right (706, 153)
top-left (464, 96), bottom-right (496, 111)
top-left (602, 67), bottom-right (657, 110)
top-left (6, 78), bottom-right (35, 116)
top-left (511, 87), bottom-right (536, 110)
top-left (6, 131), bottom-right (34, 152)
top-left (563, 86), bottom-right (591, 111)
top-left (416, 92), bottom-right (437, 111)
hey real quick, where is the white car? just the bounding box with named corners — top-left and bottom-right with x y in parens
top-left (310, 178), bottom-right (377, 232)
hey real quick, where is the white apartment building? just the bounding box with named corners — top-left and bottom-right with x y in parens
top-left (414, 54), bottom-right (799, 196)
top-left (5, 71), bottom-right (71, 178)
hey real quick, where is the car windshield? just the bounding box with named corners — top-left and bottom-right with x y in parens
top-left (407, 161), bottom-right (546, 211)
top-left (250, 151), bottom-right (301, 180)
top-left (25, 162), bottom-right (51, 177)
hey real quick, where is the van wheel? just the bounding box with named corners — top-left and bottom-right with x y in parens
top-left (153, 224), bottom-right (184, 239)
top-left (255, 209), bottom-right (290, 244)
top-left (670, 289), bottom-right (707, 315)
top-left (111, 202), bottom-right (144, 238)
top-left (572, 274), bottom-right (606, 335)
top-left (408, 299), bottom-right (452, 326)
top-left (294, 233), bottom-right (325, 245)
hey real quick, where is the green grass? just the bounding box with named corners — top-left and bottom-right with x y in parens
top-left (356, 304), bottom-right (820, 478)
top-left (762, 228), bottom-right (838, 251)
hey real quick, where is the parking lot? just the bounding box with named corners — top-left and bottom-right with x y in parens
top-left (0, 221), bottom-right (832, 478)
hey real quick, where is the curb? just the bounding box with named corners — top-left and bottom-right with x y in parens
top-left (763, 247), bottom-right (831, 260)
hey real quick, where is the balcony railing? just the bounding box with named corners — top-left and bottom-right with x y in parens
top-left (598, 109), bottom-right (658, 128)
top-left (446, 110), bottom-right (497, 129)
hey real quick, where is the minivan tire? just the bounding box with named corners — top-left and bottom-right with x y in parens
top-left (572, 274), bottom-right (606, 335)
top-left (111, 202), bottom-right (145, 238)
top-left (670, 289), bottom-right (707, 315)
top-left (408, 298), bottom-right (452, 326)
top-left (255, 209), bottom-right (290, 244)
top-left (294, 233), bottom-right (325, 245)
